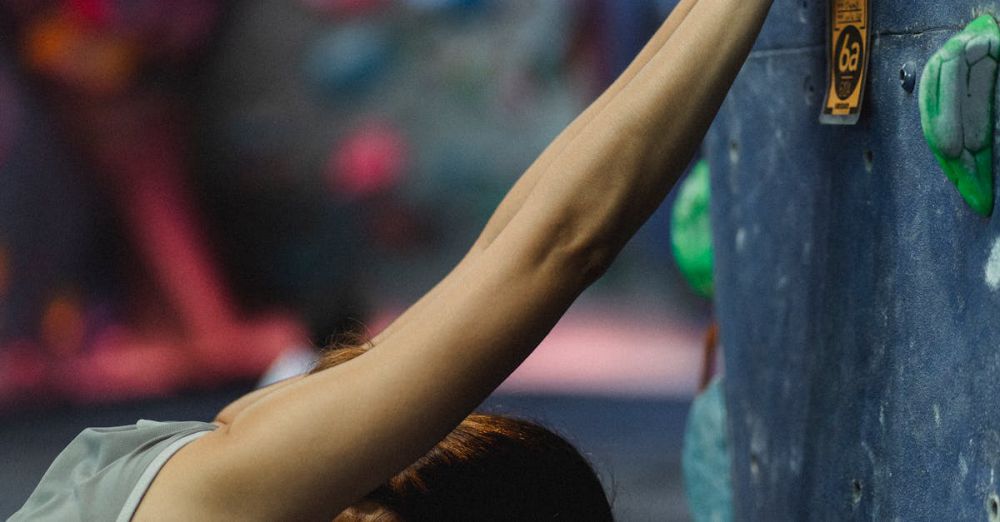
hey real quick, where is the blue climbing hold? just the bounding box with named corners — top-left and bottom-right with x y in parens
top-left (682, 376), bottom-right (732, 522)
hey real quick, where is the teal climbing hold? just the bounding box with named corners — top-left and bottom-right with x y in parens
top-left (682, 376), bottom-right (732, 522)
top-left (671, 160), bottom-right (714, 298)
top-left (919, 14), bottom-right (999, 217)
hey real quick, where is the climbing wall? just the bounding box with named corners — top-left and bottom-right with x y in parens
top-left (705, 1), bottom-right (1000, 519)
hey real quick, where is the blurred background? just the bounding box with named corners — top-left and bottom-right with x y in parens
top-left (0, 0), bottom-right (713, 519)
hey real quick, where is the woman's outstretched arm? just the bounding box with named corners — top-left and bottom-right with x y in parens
top-left (372, 0), bottom-right (697, 345)
top-left (214, 1), bottom-right (699, 424)
top-left (135, 2), bottom-right (773, 520)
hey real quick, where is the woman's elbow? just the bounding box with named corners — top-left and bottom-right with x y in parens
top-left (551, 230), bottom-right (618, 287)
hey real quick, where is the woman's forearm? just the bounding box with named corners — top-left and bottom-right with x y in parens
top-left (374, 0), bottom-right (698, 345)
top-left (470, 0), bottom-right (699, 251)
top-left (491, 0), bottom-right (773, 267)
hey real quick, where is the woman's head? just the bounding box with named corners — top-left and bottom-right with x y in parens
top-left (314, 344), bottom-right (614, 522)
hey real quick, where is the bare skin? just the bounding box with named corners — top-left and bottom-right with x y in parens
top-left (133, 1), bottom-right (774, 520)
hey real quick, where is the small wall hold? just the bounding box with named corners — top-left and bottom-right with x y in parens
top-left (671, 160), bottom-right (713, 298)
top-left (985, 236), bottom-right (1000, 290)
top-left (899, 61), bottom-right (916, 93)
top-left (919, 14), bottom-right (999, 216)
top-left (851, 479), bottom-right (863, 504)
top-left (804, 74), bottom-right (818, 105)
top-left (987, 492), bottom-right (1000, 522)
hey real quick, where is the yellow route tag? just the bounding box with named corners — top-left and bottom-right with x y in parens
top-left (820, 0), bottom-right (872, 125)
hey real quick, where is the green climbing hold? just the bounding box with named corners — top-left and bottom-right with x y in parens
top-left (919, 14), bottom-right (999, 217)
top-left (682, 376), bottom-right (732, 522)
top-left (671, 160), bottom-right (713, 298)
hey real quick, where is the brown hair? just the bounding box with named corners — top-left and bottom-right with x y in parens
top-left (312, 343), bottom-right (615, 522)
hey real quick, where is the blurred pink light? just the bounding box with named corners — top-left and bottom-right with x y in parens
top-left (328, 120), bottom-right (408, 198)
top-left (498, 307), bottom-right (702, 397)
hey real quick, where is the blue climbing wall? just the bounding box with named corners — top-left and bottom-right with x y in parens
top-left (705, 1), bottom-right (1000, 519)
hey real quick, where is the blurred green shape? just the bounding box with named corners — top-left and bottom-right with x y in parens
top-left (671, 159), bottom-right (714, 298)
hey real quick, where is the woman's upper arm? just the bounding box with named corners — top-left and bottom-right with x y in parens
top-left (148, 235), bottom-right (597, 522)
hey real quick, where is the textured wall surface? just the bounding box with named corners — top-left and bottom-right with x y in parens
top-left (705, 1), bottom-right (1000, 519)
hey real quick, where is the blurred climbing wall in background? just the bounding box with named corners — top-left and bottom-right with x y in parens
top-left (706, 0), bottom-right (1000, 519)
top-left (0, 0), bottom-right (706, 412)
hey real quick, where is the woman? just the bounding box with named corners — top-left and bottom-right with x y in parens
top-left (12, 0), bottom-right (773, 519)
